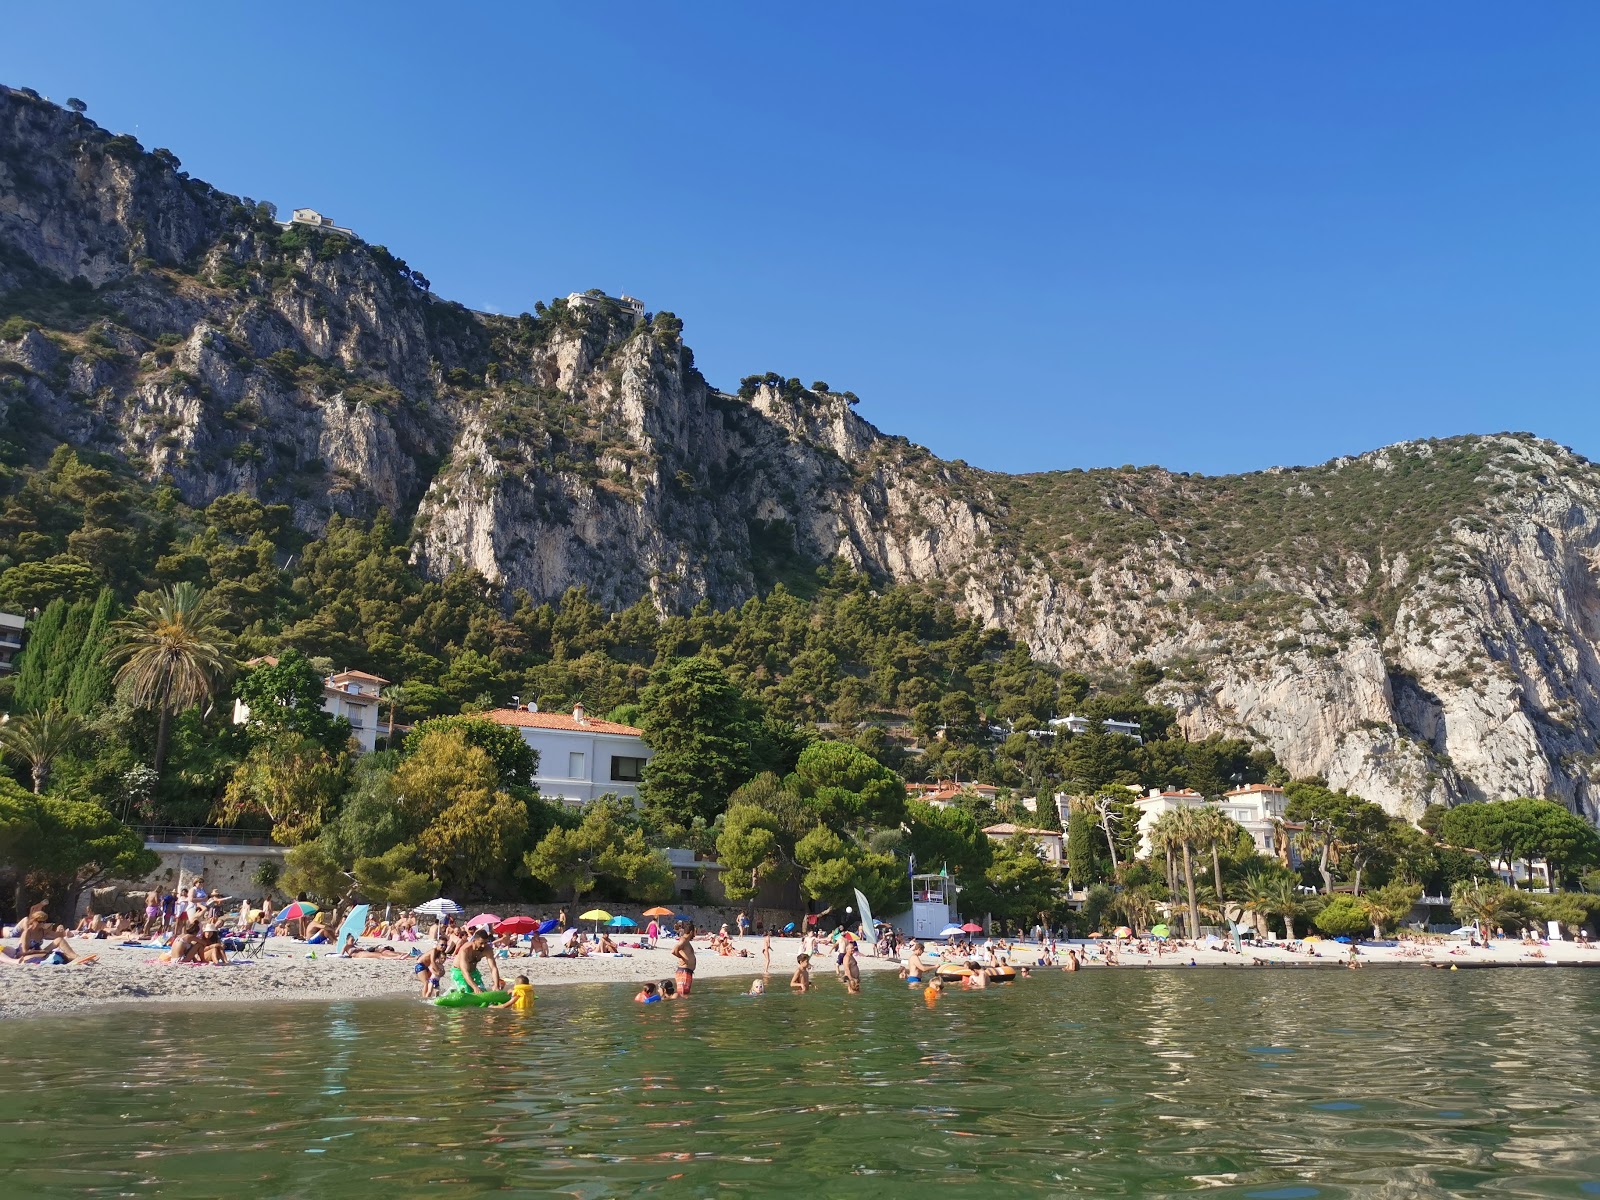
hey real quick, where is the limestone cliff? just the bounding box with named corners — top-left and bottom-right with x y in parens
top-left (4, 84), bottom-right (1598, 821)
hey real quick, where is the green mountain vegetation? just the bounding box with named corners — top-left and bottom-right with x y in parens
top-left (3, 83), bottom-right (1599, 929)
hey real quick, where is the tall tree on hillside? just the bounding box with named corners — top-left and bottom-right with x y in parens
top-left (0, 707), bottom-right (86, 793)
top-left (64, 588), bottom-right (117, 715)
top-left (107, 582), bottom-right (235, 774)
top-left (637, 658), bottom-right (759, 836)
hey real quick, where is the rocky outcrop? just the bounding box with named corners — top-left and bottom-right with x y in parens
top-left (4, 85), bottom-right (1600, 822)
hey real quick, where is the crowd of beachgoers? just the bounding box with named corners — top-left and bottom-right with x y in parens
top-left (3, 880), bottom-right (1598, 1020)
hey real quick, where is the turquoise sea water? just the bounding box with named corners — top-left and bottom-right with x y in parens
top-left (3, 968), bottom-right (1600, 1197)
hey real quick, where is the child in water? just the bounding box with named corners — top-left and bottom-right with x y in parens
top-left (494, 975), bottom-right (535, 1011)
top-left (923, 976), bottom-right (944, 1004)
top-left (747, 978), bottom-right (766, 995)
top-left (790, 953), bottom-right (814, 992)
top-left (635, 982), bottom-right (661, 1003)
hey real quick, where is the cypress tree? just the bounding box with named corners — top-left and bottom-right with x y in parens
top-left (41, 597), bottom-right (92, 704)
top-left (65, 587), bottom-right (117, 715)
top-left (1066, 802), bottom-right (1100, 888)
top-left (12, 598), bottom-right (66, 711)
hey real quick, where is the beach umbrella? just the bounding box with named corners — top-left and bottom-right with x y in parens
top-left (276, 900), bottom-right (318, 923)
top-left (335, 904), bottom-right (369, 948)
top-left (642, 906), bottom-right (677, 917)
top-left (1334, 936), bottom-right (1353, 944)
top-left (1303, 934), bottom-right (1323, 943)
top-left (536, 918), bottom-right (560, 935)
top-left (465, 912), bottom-right (502, 929)
top-left (608, 916), bottom-right (638, 929)
top-left (495, 916), bottom-right (538, 935)
top-left (1150, 923), bottom-right (1171, 939)
top-left (1113, 926), bottom-right (1133, 939)
top-left (961, 923), bottom-right (983, 933)
top-left (939, 925), bottom-right (964, 937)
top-left (579, 908), bottom-right (612, 933)
top-left (1088, 932), bottom-right (1103, 939)
top-left (415, 898), bottom-right (463, 918)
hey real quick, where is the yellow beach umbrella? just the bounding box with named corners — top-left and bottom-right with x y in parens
top-left (578, 908), bottom-right (613, 933)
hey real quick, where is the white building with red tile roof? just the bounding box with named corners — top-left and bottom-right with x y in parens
top-left (485, 703), bottom-right (653, 808)
top-left (232, 657), bottom-right (389, 754)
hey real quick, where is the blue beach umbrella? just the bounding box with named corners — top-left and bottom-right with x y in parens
top-left (609, 916), bottom-right (638, 929)
top-left (939, 925), bottom-right (964, 937)
top-left (536, 919), bottom-right (560, 935)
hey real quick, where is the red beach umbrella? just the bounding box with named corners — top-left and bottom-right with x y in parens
top-left (277, 901), bottom-right (318, 923)
top-left (961, 923), bottom-right (983, 933)
top-left (495, 916), bottom-right (538, 935)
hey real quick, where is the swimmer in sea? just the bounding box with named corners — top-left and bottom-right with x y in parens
top-left (904, 940), bottom-right (928, 988)
top-left (790, 953), bottom-right (814, 992)
top-left (635, 981), bottom-right (661, 1003)
top-left (672, 923), bottom-right (697, 996)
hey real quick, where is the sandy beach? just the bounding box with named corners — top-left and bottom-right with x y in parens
top-left (2, 932), bottom-right (1595, 1020)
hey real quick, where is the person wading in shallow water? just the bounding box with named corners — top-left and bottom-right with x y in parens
top-left (672, 923), bottom-right (697, 996)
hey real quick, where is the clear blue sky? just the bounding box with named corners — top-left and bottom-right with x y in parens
top-left (8, 4), bottom-right (1599, 475)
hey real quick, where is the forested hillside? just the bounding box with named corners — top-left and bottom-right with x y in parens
top-left (5, 82), bottom-right (1600, 826)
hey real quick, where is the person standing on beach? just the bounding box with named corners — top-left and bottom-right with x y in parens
top-left (737, 911), bottom-right (749, 938)
top-left (762, 931), bottom-right (772, 973)
top-left (672, 923), bottom-right (697, 995)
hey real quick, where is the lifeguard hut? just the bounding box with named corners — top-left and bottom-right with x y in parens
top-left (902, 872), bottom-right (959, 939)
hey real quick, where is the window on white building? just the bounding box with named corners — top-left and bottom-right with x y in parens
top-left (568, 751), bottom-right (586, 778)
top-left (610, 756), bottom-right (646, 782)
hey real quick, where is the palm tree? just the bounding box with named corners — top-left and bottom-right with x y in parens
top-left (1240, 872), bottom-right (1301, 940)
top-left (0, 707), bottom-right (86, 792)
top-left (106, 582), bottom-right (235, 774)
top-left (381, 684), bottom-right (408, 740)
top-left (1153, 808), bottom-right (1204, 939)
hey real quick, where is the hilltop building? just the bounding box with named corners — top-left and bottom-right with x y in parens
top-left (1048, 714), bottom-right (1144, 743)
top-left (277, 208), bottom-right (356, 237)
top-left (565, 290), bottom-right (646, 320)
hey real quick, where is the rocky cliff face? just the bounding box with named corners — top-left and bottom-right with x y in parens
top-left (4, 84), bottom-right (1598, 821)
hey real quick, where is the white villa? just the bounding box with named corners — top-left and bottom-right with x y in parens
top-left (278, 208), bottom-right (356, 237)
top-left (485, 703), bottom-right (653, 808)
top-left (1133, 784), bottom-right (1293, 859)
top-left (565, 290), bottom-right (646, 320)
top-left (982, 823), bottom-right (1066, 867)
top-left (231, 658), bottom-right (388, 754)
top-left (1048, 714), bottom-right (1144, 743)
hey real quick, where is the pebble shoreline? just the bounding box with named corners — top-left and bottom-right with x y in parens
top-left (0, 936), bottom-right (1590, 1020)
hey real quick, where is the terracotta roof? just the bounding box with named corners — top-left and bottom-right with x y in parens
top-left (330, 669), bottom-right (389, 684)
top-left (484, 708), bottom-right (645, 737)
top-left (1224, 784), bottom-right (1285, 797)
